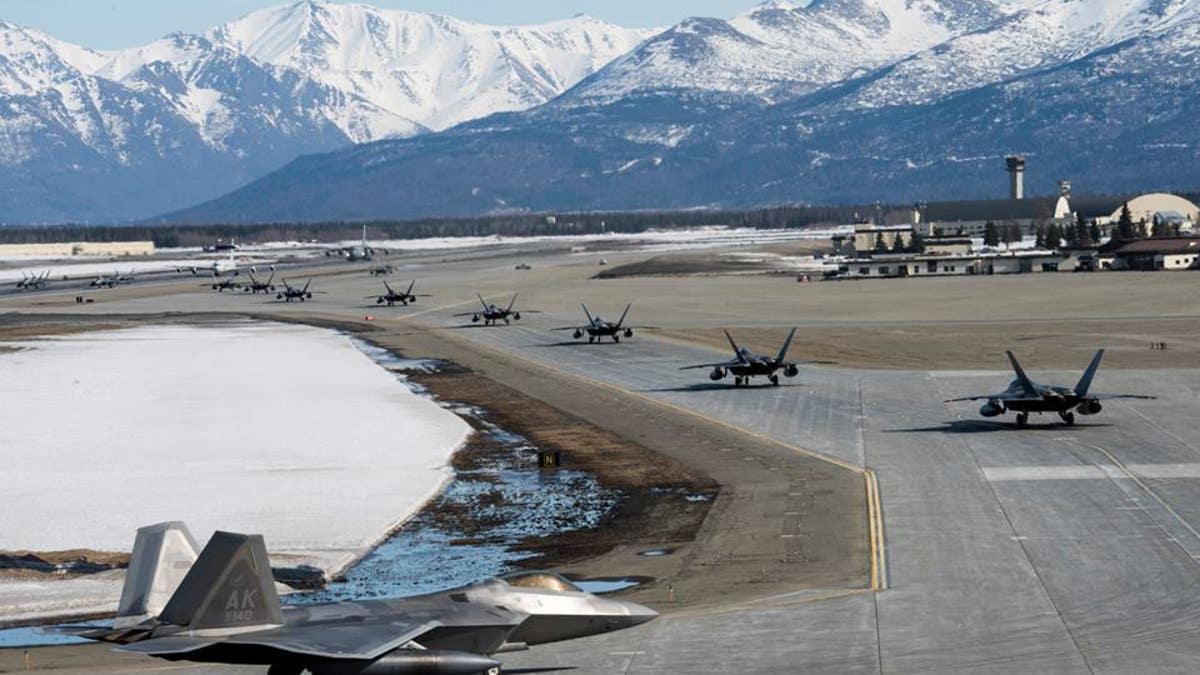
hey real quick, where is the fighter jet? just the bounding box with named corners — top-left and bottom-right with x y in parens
top-left (75, 522), bottom-right (656, 675)
top-left (681, 327), bottom-right (801, 387)
top-left (553, 303), bottom-right (647, 343)
top-left (456, 293), bottom-right (530, 326)
top-left (243, 270), bottom-right (277, 294)
top-left (210, 274), bottom-right (241, 292)
top-left (276, 278), bottom-right (314, 303)
top-left (91, 271), bottom-right (120, 288)
top-left (372, 280), bottom-right (427, 306)
top-left (15, 270), bottom-right (51, 290)
top-left (943, 349), bottom-right (1155, 426)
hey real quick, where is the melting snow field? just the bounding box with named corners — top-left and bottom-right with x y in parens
top-left (0, 321), bottom-right (470, 622)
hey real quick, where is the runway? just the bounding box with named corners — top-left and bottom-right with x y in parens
top-left (434, 310), bottom-right (1200, 673)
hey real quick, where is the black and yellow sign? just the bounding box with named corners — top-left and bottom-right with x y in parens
top-left (538, 451), bottom-right (561, 469)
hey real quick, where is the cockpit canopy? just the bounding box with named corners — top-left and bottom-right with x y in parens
top-left (499, 571), bottom-right (583, 593)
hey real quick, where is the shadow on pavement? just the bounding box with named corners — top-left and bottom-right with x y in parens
top-left (884, 420), bottom-right (1113, 433)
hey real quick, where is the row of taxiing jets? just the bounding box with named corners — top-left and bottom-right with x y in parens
top-left (199, 274), bottom-right (1151, 423)
top-left (457, 297), bottom-right (1152, 422)
top-left (69, 521), bottom-right (656, 675)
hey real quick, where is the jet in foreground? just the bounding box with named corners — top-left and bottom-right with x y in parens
top-left (372, 280), bottom-right (427, 306)
top-left (681, 327), bottom-right (801, 386)
top-left (75, 523), bottom-right (656, 675)
top-left (277, 279), bottom-right (314, 302)
top-left (943, 349), bottom-right (1154, 426)
top-left (457, 293), bottom-right (529, 326)
top-left (244, 271), bottom-right (277, 295)
top-left (554, 303), bottom-right (647, 343)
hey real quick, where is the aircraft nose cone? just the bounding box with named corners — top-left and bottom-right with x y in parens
top-left (623, 600), bottom-right (659, 627)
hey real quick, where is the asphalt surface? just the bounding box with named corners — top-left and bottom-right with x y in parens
top-left (3, 247), bottom-right (1200, 673)
top-left (430, 309), bottom-right (1198, 674)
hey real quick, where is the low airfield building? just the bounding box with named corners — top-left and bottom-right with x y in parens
top-left (1107, 237), bottom-right (1200, 270)
top-left (837, 250), bottom-right (1063, 278)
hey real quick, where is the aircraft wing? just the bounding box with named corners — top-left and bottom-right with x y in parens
top-left (944, 393), bottom-right (1016, 403)
top-left (552, 325), bottom-right (590, 331)
top-left (1091, 393), bottom-right (1157, 400)
top-left (680, 358), bottom-right (744, 370)
top-left (118, 618), bottom-right (443, 661)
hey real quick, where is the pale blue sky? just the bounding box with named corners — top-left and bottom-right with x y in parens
top-left (1, 1), bottom-right (754, 49)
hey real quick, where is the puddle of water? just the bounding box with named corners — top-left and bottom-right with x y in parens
top-left (573, 578), bottom-right (642, 594)
top-left (0, 623), bottom-right (106, 648)
top-left (291, 340), bottom-right (621, 605)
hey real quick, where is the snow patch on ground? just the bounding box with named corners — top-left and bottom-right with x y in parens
top-left (0, 321), bottom-right (470, 622)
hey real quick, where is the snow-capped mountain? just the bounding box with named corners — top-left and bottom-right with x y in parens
top-left (0, 1), bottom-right (654, 222)
top-left (209, 1), bottom-right (656, 135)
top-left (169, 0), bottom-right (1200, 223)
top-left (561, 0), bottom-right (1005, 105)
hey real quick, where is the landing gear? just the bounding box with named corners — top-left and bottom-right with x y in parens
top-left (588, 336), bottom-right (595, 343)
top-left (769, 374), bottom-right (780, 386)
top-left (266, 664), bottom-right (303, 675)
top-left (1016, 412), bottom-right (1028, 427)
top-left (613, 335), bottom-right (620, 343)
top-left (733, 376), bottom-right (746, 387)
top-left (1059, 411), bottom-right (1075, 426)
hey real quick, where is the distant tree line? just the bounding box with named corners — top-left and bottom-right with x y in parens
top-left (0, 204), bottom-right (897, 247)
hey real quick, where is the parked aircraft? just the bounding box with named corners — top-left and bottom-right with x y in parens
top-left (943, 349), bottom-right (1155, 426)
top-left (15, 270), bottom-right (51, 290)
top-left (276, 279), bottom-right (314, 302)
top-left (91, 272), bottom-right (120, 288)
top-left (456, 293), bottom-right (529, 326)
top-left (328, 225), bottom-right (388, 262)
top-left (553, 303), bottom-right (647, 343)
top-left (73, 523), bottom-right (656, 675)
top-left (372, 280), bottom-right (426, 306)
top-left (369, 264), bottom-right (395, 277)
top-left (681, 328), bottom-right (801, 386)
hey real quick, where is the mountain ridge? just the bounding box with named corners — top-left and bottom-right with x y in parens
top-left (164, 0), bottom-right (1200, 223)
top-left (0, 0), bottom-right (655, 222)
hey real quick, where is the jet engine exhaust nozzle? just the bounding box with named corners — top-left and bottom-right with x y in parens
top-left (1077, 400), bottom-right (1102, 415)
top-left (784, 364), bottom-right (799, 378)
top-left (710, 368), bottom-right (726, 381)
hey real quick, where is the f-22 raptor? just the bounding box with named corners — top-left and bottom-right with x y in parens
top-left (276, 279), bottom-right (314, 303)
top-left (74, 522), bottom-right (656, 675)
top-left (681, 327), bottom-right (800, 387)
top-left (554, 303), bottom-right (646, 343)
top-left (372, 280), bottom-right (427, 306)
top-left (944, 349), bottom-right (1154, 426)
top-left (457, 293), bottom-right (530, 326)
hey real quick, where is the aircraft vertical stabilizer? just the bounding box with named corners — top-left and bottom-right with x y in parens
top-left (116, 522), bottom-right (200, 628)
top-left (1074, 349), bottom-right (1105, 397)
top-left (159, 531), bottom-right (283, 631)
